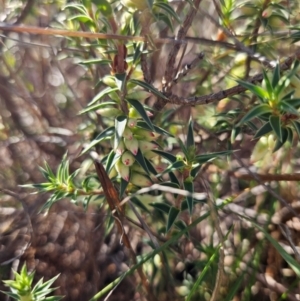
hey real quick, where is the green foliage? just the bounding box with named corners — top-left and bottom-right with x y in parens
top-left (1, 265), bottom-right (62, 301)
top-left (3, 0), bottom-right (300, 300)
top-left (236, 61), bottom-right (300, 151)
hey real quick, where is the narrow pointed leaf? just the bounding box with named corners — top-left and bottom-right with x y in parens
top-left (158, 160), bottom-right (185, 176)
top-left (254, 122), bottom-right (273, 139)
top-left (236, 80), bottom-right (268, 101)
top-left (186, 245), bottom-right (220, 301)
top-left (88, 84), bottom-right (115, 103)
top-left (166, 206), bottom-right (180, 233)
top-left (105, 150), bottom-right (116, 174)
top-left (129, 79), bottom-right (168, 100)
top-left (281, 90), bottom-right (295, 101)
top-left (79, 58), bottom-right (111, 67)
top-left (79, 102), bottom-right (116, 115)
top-left (194, 151), bottom-right (230, 164)
top-left (127, 98), bottom-right (154, 130)
top-left (190, 165), bottom-right (201, 178)
top-left (81, 126), bottom-right (115, 155)
top-left (262, 69), bottom-right (273, 95)
top-left (174, 220), bottom-right (189, 238)
top-left (237, 104), bottom-right (272, 126)
top-left (169, 171), bottom-right (180, 186)
top-left (187, 118), bottom-right (195, 148)
top-left (292, 120), bottom-right (300, 138)
top-left (272, 63), bottom-right (281, 88)
top-left (269, 115), bottom-right (282, 141)
top-left (144, 157), bottom-right (159, 175)
top-left (287, 127), bottom-right (293, 144)
top-left (150, 202), bottom-right (171, 214)
top-left (160, 181), bottom-right (180, 189)
top-left (177, 138), bottom-right (188, 159)
top-left (135, 149), bottom-right (150, 174)
top-left (284, 98), bottom-right (300, 108)
top-left (273, 128), bottom-right (288, 152)
top-left (152, 150), bottom-right (177, 163)
top-left (184, 181), bottom-right (194, 215)
top-left (115, 73), bottom-right (127, 92)
top-left (280, 101), bottom-right (300, 115)
top-left (252, 221), bottom-right (300, 277)
top-left (120, 177), bottom-right (129, 197)
top-left (131, 196), bottom-right (151, 213)
top-left (114, 116), bottom-right (127, 149)
top-left (153, 2), bottom-right (181, 23)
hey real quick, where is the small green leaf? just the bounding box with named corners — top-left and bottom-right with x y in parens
top-left (252, 221), bottom-right (300, 277)
top-left (93, 0), bottom-right (112, 17)
top-left (280, 90), bottom-right (295, 101)
top-left (160, 181), bottom-right (180, 189)
top-left (153, 2), bottom-right (181, 23)
top-left (68, 14), bottom-right (95, 23)
top-left (153, 12), bottom-right (174, 31)
top-left (105, 150), bottom-right (116, 174)
top-left (174, 220), bottom-right (189, 238)
top-left (120, 177), bottom-right (129, 197)
top-left (137, 121), bottom-right (174, 137)
top-left (126, 98), bottom-right (154, 130)
top-left (152, 150), bottom-right (177, 163)
top-left (187, 118), bottom-right (194, 148)
top-left (87, 87), bottom-right (118, 106)
top-left (190, 165), bottom-right (201, 178)
top-left (254, 122), bottom-right (273, 139)
top-left (159, 160), bottom-right (186, 176)
top-left (79, 102), bottom-right (117, 115)
top-left (166, 206), bottom-right (180, 233)
top-left (114, 116), bottom-right (127, 149)
top-left (236, 80), bottom-right (268, 101)
top-left (184, 181), bottom-right (194, 216)
top-left (131, 196), bottom-right (151, 213)
top-left (272, 62), bottom-right (281, 88)
top-left (230, 126), bottom-right (241, 143)
top-left (194, 151), bottom-right (230, 164)
top-left (150, 202), bottom-right (171, 214)
top-left (287, 127), bottom-right (293, 144)
top-left (169, 171), bottom-right (180, 187)
top-left (273, 128), bottom-right (288, 152)
top-left (292, 120), bottom-right (300, 138)
top-left (135, 149), bottom-right (150, 174)
top-left (237, 104), bottom-right (272, 126)
top-left (129, 79), bottom-right (168, 100)
top-left (284, 98), bottom-right (300, 108)
top-left (262, 69), bottom-right (273, 95)
top-left (81, 127), bottom-right (115, 155)
top-left (79, 58), bottom-right (111, 66)
top-left (133, 43), bottom-right (142, 64)
top-left (64, 4), bottom-right (88, 14)
top-left (279, 101), bottom-right (299, 115)
top-left (144, 157), bottom-right (159, 175)
top-left (115, 73), bottom-right (127, 92)
top-left (177, 138), bottom-right (188, 159)
top-left (269, 115), bottom-right (282, 141)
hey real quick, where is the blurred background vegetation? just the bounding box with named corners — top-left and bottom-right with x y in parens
top-left (1, 0), bottom-right (300, 300)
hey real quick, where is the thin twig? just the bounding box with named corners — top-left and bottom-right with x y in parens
top-left (94, 161), bottom-right (157, 301)
top-left (0, 23), bottom-right (181, 44)
top-left (173, 52), bottom-right (205, 84)
top-left (168, 49), bottom-right (300, 106)
top-left (201, 179), bottom-right (226, 301)
top-left (154, 0), bottom-right (202, 111)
